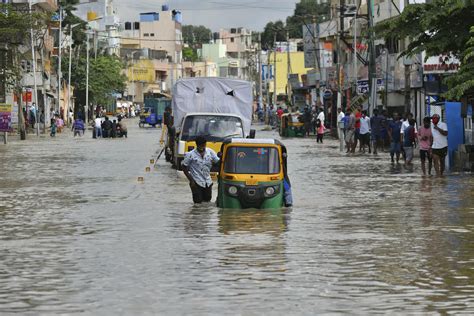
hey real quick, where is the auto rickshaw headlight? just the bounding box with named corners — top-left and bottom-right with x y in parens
top-left (228, 186), bottom-right (238, 196)
top-left (265, 186), bottom-right (275, 196)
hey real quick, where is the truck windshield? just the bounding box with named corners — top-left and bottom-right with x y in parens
top-left (181, 115), bottom-right (244, 142)
top-left (224, 146), bottom-right (280, 174)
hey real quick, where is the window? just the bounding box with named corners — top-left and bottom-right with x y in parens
top-left (224, 146), bottom-right (280, 174)
top-left (144, 33), bottom-right (149, 37)
top-left (230, 37), bottom-right (234, 43)
top-left (150, 33), bottom-right (155, 37)
top-left (181, 115), bottom-right (244, 142)
top-left (124, 22), bottom-right (131, 30)
top-left (134, 22), bottom-right (140, 30)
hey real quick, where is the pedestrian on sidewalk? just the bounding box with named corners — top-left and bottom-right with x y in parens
top-left (431, 114), bottom-right (448, 176)
top-left (303, 107), bottom-right (312, 137)
top-left (316, 119), bottom-right (325, 143)
top-left (418, 117), bottom-right (433, 175)
top-left (182, 136), bottom-right (220, 204)
top-left (402, 119), bottom-right (416, 166)
top-left (388, 112), bottom-right (402, 163)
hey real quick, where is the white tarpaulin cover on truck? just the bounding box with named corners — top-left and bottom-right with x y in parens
top-left (172, 77), bottom-right (253, 135)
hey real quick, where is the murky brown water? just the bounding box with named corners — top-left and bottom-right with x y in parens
top-left (0, 120), bottom-right (473, 314)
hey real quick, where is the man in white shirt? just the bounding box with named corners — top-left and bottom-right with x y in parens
top-left (359, 110), bottom-right (371, 153)
top-left (431, 114), bottom-right (448, 176)
top-left (94, 115), bottom-right (103, 138)
top-left (317, 107), bottom-right (325, 124)
top-left (182, 136), bottom-right (220, 204)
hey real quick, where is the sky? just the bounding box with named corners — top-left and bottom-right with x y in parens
top-left (114, 0), bottom-right (300, 31)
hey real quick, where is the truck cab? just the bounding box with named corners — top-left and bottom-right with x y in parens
top-left (174, 113), bottom-right (245, 173)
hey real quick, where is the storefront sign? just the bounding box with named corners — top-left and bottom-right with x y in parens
top-left (0, 103), bottom-right (13, 132)
top-left (423, 53), bottom-right (460, 74)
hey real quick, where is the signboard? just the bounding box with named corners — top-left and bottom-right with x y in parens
top-left (422, 53), bottom-right (460, 74)
top-left (288, 74), bottom-right (301, 89)
top-left (0, 103), bottom-right (13, 132)
top-left (303, 23), bottom-right (318, 69)
top-left (323, 89), bottom-right (333, 99)
top-left (357, 79), bottom-right (384, 95)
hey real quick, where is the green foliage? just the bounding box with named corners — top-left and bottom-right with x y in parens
top-left (60, 0), bottom-right (87, 47)
top-left (375, 0), bottom-right (474, 58)
top-left (286, 0), bottom-right (330, 39)
top-left (0, 4), bottom-right (50, 91)
top-left (182, 25), bottom-right (212, 47)
top-left (183, 46), bottom-right (198, 62)
top-left (376, 0), bottom-right (474, 99)
top-left (63, 55), bottom-right (127, 106)
top-left (444, 26), bottom-right (474, 99)
top-left (260, 0), bottom-right (330, 50)
top-left (261, 21), bottom-right (287, 50)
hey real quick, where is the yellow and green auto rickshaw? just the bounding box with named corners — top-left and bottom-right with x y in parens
top-left (216, 138), bottom-right (292, 209)
top-left (279, 112), bottom-right (305, 137)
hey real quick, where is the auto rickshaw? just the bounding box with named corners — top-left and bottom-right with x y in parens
top-left (279, 112), bottom-right (305, 137)
top-left (216, 138), bottom-right (292, 209)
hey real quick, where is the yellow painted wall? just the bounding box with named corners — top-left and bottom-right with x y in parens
top-left (127, 59), bottom-right (155, 83)
top-left (268, 52), bottom-right (312, 96)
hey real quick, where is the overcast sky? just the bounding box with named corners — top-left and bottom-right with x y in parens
top-left (114, 0), bottom-right (300, 31)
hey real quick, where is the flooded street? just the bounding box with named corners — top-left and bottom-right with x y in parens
top-left (1, 120), bottom-right (473, 314)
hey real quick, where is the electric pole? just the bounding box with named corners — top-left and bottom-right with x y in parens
top-left (257, 33), bottom-right (263, 112)
top-left (367, 0), bottom-right (377, 115)
top-left (286, 29), bottom-right (291, 106)
top-left (273, 32), bottom-right (277, 108)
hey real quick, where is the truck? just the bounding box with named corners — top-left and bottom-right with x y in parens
top-left (167, 77), bottom-right (254, 172)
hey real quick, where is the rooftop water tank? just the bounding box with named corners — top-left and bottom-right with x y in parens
top-left (162, 4), bottom-right (169, 11)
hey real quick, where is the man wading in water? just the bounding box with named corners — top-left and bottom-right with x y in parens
top-left (182, 136), bottom-right (220, 204)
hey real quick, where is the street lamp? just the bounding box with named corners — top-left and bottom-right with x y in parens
top-left (67, 23), bottom-right (81, 125)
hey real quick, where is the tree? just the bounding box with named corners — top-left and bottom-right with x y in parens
top-left (376, 0), bottom-right (474, 100)
top-left (445, 26), bottom-right (474, 100)
top-left (0, 4), bottom-right (50, 139)
top-left (376, 1), bottom-right (473, 58)
top-left (183, 46), bottom-right (198, 62)
top-left (261, 21), bottom-right (287, 51)
top-left (286, 0), bottom-right (330, 39)
top-left (63, 55), bottom-right (127, 109)
top-left (182, 25), bottom-right (212, 47)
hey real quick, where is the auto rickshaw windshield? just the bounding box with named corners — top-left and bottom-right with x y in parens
top-left (224, 146), bottom-right (280, 174)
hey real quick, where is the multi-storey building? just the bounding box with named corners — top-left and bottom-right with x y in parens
top-left (120, 5), bottom-right (184, 103)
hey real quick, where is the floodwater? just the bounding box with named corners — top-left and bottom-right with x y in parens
top-left (0, 120), bottom-right (473, 314)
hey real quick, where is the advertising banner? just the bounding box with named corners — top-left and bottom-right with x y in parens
top-left (0, 103), bottom-right (13, 132)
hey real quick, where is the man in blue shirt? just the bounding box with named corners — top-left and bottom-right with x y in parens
top-left (388, 112), bottom-right (402, 163)
top-left (182, 136), bottom-right (220, 204)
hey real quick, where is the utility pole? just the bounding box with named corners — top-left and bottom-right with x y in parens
top-left (85, 30), bottom-right (90, 125)
top-left (403, 0), bottom-right (411, 114)
top-left (273, 32), bottom-right (277, 108)
top-left (367, 0), bottom-right (377, 115)
top-left (257, 33), bottom-right (263, 112)
top-left (286, 29), bottom-right (292, 105)
top-left (336, 2), bottom-right (342, 111)
top-left (29, 0), bottom-right (39, 136)
top-left (57, 6), bottom-right (62, 116)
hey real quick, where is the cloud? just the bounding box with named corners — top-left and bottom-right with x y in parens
top-left (114, 0), bottom-right (298, 31)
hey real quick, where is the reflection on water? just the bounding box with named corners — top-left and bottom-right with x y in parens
top-left (0, 125), bottom-right (473, 314)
